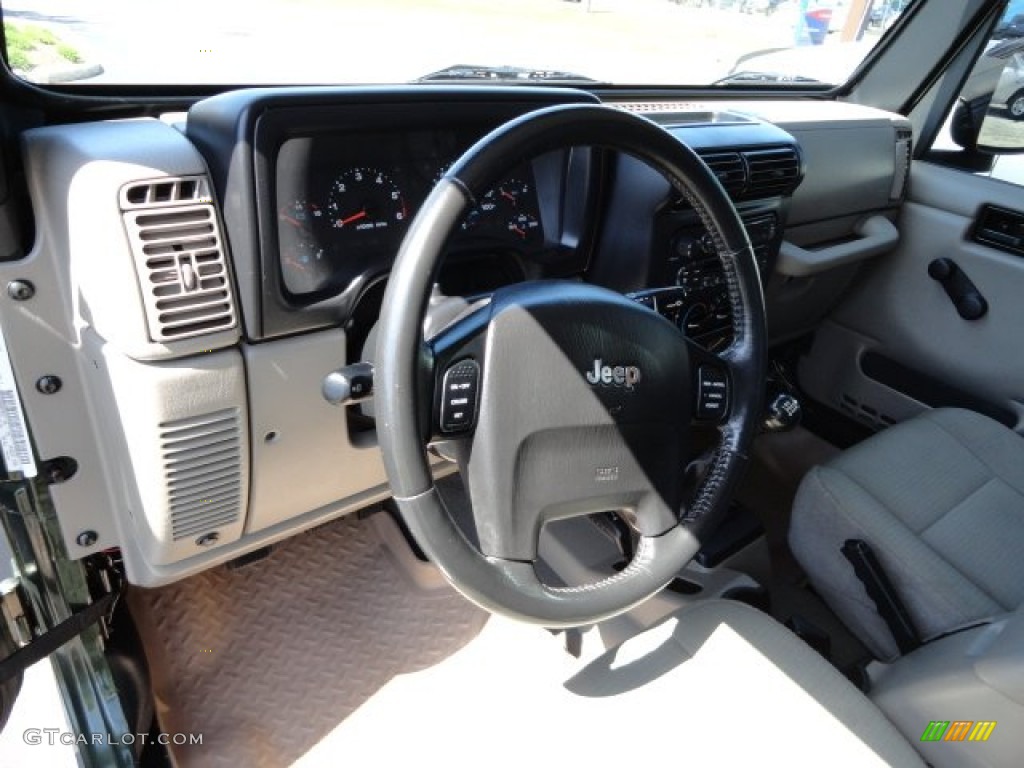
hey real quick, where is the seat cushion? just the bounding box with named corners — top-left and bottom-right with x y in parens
top-left (790, 407), bottom-right (1024, 661)
top-left (297, 599), bottom-right (923, 767)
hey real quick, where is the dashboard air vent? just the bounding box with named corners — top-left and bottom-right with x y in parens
top-left (891, 127), bottom-right (913, 202)
top-left (121, 175), bottom-right (212, 209)
top-left (744, 147), bottom-right (802, 198)
top-left (161, 408), bottom-right (243, 542)
top-left (121, 189), bottom-right (237, 343)
top-left (700, 152), bottom-right (747, 196)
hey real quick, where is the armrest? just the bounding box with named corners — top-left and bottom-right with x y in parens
top-left (776, 215), bottom-right (899, 277)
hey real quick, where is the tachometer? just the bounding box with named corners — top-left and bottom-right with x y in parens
top-left (327, 167), bottom-right (407, 234)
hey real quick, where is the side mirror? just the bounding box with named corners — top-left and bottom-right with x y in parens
top-left (975, 54), bottom-right (1024, 154)
top-left (951, 96), bottom-right (991, 151)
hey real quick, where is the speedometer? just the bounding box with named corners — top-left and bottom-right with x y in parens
top-left (327, 167), bottom-right (407, 234)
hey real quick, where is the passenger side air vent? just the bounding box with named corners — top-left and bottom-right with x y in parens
top-left (744, 147), bottom-right (802, 199)
top-left (161, 408), bottom-right (243, 542)
top-left (701, 152), bottom-right (747, 196)
top-left (121, 178), bottom-right (237, 343)
top-left (890, 127), bottom-right (913, 202)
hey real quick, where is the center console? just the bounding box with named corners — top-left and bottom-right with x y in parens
top-left (631, 209), bottom-right (782, 351)
top-left (588, 111), bottom-right (802, 353)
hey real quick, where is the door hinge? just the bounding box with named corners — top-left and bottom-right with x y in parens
top-left (0, 583), bottom-right (117, 684)
top-left (0, 577), bottom-right (33, 648)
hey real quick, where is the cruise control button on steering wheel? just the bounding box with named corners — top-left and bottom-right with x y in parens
top-left (439, 359), bottom-right (481, 433)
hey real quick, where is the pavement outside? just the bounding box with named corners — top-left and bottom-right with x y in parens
top-left (2, 0), bottom-right (863, 85)
top-left (0, 660), bottom-right (78, 766)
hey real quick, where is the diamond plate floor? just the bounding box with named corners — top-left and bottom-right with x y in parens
top-left (126, 498), bottom-right (918, 768)
top-left (127, 509), bottom-right (489, 768)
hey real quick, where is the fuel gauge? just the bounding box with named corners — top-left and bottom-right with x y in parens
top-left (279, 200), bottom-right (328, 294)
top-left (280, 199), bottom-right (323, 232)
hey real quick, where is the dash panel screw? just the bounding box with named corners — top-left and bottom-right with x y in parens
top-left (7, 280), bottom-right (34, 301)
top-left (36, 376), bottom-right (62, 395)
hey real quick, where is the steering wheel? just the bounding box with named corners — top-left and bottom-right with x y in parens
top-left (376, 104), bottom-right (765, 627)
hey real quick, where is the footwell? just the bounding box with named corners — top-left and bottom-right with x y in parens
top-left (127, 509), bottom-right (488, 768)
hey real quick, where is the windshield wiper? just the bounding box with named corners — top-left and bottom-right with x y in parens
top-left (711, 71), bottom-right (827, 86)
top-left (415, 64), bottom-right (602, 85)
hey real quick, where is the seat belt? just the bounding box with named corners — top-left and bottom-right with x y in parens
top-left (0, 591), bottom-right (117, 684)
top-left (841, 539), bottom-right (922, 655)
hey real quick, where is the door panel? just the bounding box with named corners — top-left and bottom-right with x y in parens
top-left (800, 160), bottom-right (1024, 431)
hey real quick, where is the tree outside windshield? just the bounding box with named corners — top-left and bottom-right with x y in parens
top-left (1, 0), bottom-right (908, 86)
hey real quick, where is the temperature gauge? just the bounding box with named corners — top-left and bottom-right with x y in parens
top-left (279, 200), bottom-right (328, 294)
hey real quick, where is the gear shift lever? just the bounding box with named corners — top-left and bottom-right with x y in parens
top-left (763, 391), bottom-right (801, 433)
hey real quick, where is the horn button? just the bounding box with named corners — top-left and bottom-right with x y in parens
top-left (465, 282), bottom-right (693, 561)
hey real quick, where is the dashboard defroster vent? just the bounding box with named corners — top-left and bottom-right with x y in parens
top-left (161, 408), bottom-right (243, 542)
top-left (122, 192), bottom-right (238, 343)
top-left (744, 147), bottom-right (802, 198)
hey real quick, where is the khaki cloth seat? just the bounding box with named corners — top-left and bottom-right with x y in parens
top-left (790, 407), bottom-right (1024, 661)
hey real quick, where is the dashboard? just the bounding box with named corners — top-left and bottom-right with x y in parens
top-left (4, 85), bottom-right (912, 586)
top-left (187, 88), bottom-right (808, 353)
top-left (187, 89), bottom-right (601, 340)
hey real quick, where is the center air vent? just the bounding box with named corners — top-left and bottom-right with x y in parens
top-left (672, 146), bottom-right (801, 209)
top-left (121, 177), bottom-right (237, 343)
top-left (744, 147), bottom-right (802, 198)
top-left (701, 152), bottom-right (747, 196)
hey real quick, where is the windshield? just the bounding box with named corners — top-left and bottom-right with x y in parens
top-left (1, 0), bottom-right (912, 87)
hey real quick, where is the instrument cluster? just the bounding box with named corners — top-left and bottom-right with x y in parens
top-left (274, 128), bottom-right (548, 298)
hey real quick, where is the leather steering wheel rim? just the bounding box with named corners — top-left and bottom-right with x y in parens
top-left (376, 103), bottom-right (765, 627)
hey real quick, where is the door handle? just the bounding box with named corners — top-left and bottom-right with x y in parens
top-left (928, 258), bottom-right (988, 321)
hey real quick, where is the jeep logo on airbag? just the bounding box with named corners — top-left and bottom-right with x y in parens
top-left (585, 359), bottom-right (641, 390)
